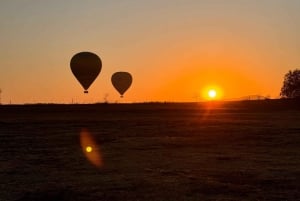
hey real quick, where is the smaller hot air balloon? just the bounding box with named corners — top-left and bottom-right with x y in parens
top-left (70, 52), bottom-right (102, 93)
top-left (111, 72), bottom-right (132, 98)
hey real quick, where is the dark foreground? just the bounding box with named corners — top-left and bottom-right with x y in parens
top-left (0, 100), bottom-right (300, 201)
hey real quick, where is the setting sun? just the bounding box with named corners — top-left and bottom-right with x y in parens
top-left (208, 89), bottom-right (217, 99)
top-left (202, 85), bottom-right (223, 100)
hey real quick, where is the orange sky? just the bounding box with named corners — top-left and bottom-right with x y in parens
top-left (1, 1), bottom-right (300, 103)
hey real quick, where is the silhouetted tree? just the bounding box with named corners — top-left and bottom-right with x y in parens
top-left (280, 69), bottom-right (300, 98)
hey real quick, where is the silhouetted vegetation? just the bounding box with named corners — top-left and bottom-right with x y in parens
top-left (280, 69), bottom-right (300, 98)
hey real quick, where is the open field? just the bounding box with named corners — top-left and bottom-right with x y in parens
top-left (0, 99), bottom-right (300, 201)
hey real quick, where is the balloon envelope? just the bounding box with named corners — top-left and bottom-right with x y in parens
top-left (70, 52), bottom-right (102, 93)
top-left (111, 72), bottom-right (132, 97)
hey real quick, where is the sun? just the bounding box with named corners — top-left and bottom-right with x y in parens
top-left (208, 89), bottom-right (217, 99)
top-left (202, 85), bottom-right (223, 100)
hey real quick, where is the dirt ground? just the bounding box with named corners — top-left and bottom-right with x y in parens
top-left (0, 100), bottom-right (299, 201)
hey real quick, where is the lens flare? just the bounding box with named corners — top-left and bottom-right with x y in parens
top-left (80, 128), bottom-right (102, 168)
top-left (86, 146), bottom-right (93, 153)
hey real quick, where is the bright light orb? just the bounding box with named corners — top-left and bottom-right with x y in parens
top-left (86, 146), bottom-right (93, 153)
top-left (208, 89), bottom-right (217, 99)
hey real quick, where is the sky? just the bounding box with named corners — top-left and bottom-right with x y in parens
top-left (1, 0), bottom-right (300, 104)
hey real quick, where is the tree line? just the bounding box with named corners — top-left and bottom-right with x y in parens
top-left (280, 69), bottom-right (300, 98)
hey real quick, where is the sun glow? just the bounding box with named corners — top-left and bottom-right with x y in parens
top-left (202, 85), bottom-right (223, 100)
top-left (208, 89), bottom-right (217, 98)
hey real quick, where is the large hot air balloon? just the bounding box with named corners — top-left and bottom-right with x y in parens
top-left (70, 52), bottom-right (102, 93)
top-left (111, 72), bottom-right (132, 98)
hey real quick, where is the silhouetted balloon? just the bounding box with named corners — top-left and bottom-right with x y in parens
top-left (70, 52), bottom-right (102, 93)
top-left (111, 72), bottom-right (132, 98)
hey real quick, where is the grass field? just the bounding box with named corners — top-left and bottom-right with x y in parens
top-left (0, 99), bottom-right (299, 201)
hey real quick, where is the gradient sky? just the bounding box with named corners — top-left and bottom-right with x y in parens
top-left (1, 0), bottom-right (300, 103)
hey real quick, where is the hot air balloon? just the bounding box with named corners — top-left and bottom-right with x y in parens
top-left (111, 72), bottom-right (132, 98)
top-left (70, 52), bottom-right (102, 93)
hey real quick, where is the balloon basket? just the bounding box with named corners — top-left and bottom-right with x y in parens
top-left (84, 90), bottom-right (88, 94)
